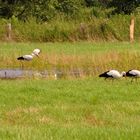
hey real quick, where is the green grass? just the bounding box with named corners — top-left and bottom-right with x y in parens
top-left (0, 14), bottom-right (138, 42)
top-left (0, 41), bottom-right (139, 54)
top-left (0, 78), bottom-right (140, 140)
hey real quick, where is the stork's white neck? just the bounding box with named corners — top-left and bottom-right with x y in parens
top-left (31, 53), bottom-right (35, 57)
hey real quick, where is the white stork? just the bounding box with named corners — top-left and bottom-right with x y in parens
top-left (17, 48), bottom-right (41, 68)
top-left (17, 48), bottom-right (41, 61)
top-left (17, 54), bottom-right (35, 61)
top-left (126, 69), bottom-right (140, 82)
top-left (99, 70), bottom-right (126, 80)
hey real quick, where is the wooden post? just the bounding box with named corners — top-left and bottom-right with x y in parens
top-left (130, 17), bottom-right (134, 43)
top-left (6, 23), bottom-right (12, 40)
top-left (80, 23), bottom-right (89, 39)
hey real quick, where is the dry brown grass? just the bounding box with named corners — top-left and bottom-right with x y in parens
top-left (2, 107), bottom-right (42, 125)
top-left (1, 50), bottom-right (140, 78)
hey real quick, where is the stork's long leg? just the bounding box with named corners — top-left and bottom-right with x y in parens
top-left (20, 61), bottom-right (24, 69)
top-left (131, 78), bottom-right (134, 83)
top-left (105, 77), bottom-right (107, 80)
top-left (136, 77), bottom-right (138, 83)
top-left (131, 78), bottom-right (133, 83)
top-left (111, 78), bottom-right (115, 83)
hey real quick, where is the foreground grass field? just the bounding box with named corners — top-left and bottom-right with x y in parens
top-left (0, 78), bottom-right (140, 140)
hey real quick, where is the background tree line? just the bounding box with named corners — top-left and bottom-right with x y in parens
top-left (0, 0), bottom-right (140, 22)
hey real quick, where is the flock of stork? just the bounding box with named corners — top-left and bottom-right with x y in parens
top-left (17, 48), bottom-right (140, 81)
top-left (99, 69), bottom-right (140, 82)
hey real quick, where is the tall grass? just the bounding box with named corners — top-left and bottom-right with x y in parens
top-left (1, 14), bottom-right (140, 42)
top-left (0, 42), bottom-right (140, 77)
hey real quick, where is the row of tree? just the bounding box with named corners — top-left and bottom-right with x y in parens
top-left (0, 0), bottom-right (140, 22)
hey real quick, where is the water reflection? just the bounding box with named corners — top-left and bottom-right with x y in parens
top-left (0, 69), bottom-right (84, 79)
